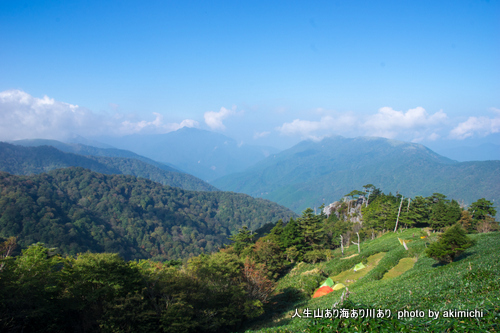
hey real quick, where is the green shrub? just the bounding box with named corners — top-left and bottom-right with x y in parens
top-left (425, 224), bottom-right (475, 264)
top-left (303, 250), bottom-right (326, 264)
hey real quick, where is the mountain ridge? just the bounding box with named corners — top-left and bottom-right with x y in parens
top-left (212, 136), bottom-right (499, 212)
top-left (0, 167), bottom-right (297, 260)
top-left (94, 127), bottom-right (281, 181)
top-left (0, 142), bottom-right (218, 192)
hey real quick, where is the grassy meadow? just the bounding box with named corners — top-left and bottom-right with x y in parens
top-left (242, 229), bottom-right (500, 332)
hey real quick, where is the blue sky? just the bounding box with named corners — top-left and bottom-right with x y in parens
top-left (1, 0), bottom-right (499, 149)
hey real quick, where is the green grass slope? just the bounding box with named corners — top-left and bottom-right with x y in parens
top-left (213, 136), bottom-right (500, 213)
top-left (243, 229), bottom-right (500, 332)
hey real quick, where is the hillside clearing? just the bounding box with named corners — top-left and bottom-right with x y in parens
top-left (382, 257), bottom-right (417, 280)
top-left (330, 252), bottom-right (386, 286)
top-left (243, 230), bottom-right (500, 332)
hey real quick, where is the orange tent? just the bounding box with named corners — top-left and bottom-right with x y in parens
top-left (312, 286), bottom-right (334, 298)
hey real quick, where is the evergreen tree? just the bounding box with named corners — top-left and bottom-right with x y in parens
top-left (280, 218), bottom-right (304, 251)
top-left (297, 208), bottom-right (324, 250)
top-left (228, 226), bottom-right (253, 255)
top-left (430, 200), bottom-right (448, 230)
top-left (426, 224), bottom-right (475, 263)
top-left (469, 198), bottom-right (496, 226)
top-left (446, 200), bottom-right (462, 225)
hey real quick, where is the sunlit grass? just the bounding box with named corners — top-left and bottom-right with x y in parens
top-left (382, 257), bottom-right (416, 280)
top-left (243, 230), bottom-right (500, 332)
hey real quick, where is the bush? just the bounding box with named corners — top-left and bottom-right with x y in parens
top-left (425, 224), bottom-right (475, 264)
top-left (303, 250), bottom-right (326, 264)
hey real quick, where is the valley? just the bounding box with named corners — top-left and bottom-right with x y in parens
top-left (0, 134), bottom-right (498, 332)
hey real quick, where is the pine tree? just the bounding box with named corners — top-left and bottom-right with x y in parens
top-left (280, 218), bottom-right (304, 253)
top-left (426, 224), bottom-right (475, 263)
top-left (469, 198), bottom-right (497, 228)
top-left (297, 208), bottom-right (324, 250)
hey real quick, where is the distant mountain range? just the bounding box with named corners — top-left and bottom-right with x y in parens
top-left (12, 138), bottom-right (180, 171)
top-left (94, 127), bottom-right (280, 181)
top-left (1, 141), bottom-right (217, 192)
top-left (212, 136), bottom-right (500, 213)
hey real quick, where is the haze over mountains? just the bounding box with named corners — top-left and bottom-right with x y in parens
top-left (212, 136), bottom-right (500, 213)
top-left (2, 127), bottom-right (499, 215)
top-left (433, 143), bottom-right (500, 162)
top-left (95, 127), bottom-right (280, 181)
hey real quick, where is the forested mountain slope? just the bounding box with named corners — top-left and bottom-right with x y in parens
top-left (12, 138), bottom-right (181, 172)
top-left (1, 142), bottom-right (218, 191)
top-left (213, 136), bottom-right (500, 213)
top-left (0, 168), bottom-right (296, 260)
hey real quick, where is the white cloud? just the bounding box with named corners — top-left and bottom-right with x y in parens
top-left (428, 133), bottom-right (440, 141)
top-left (276, 107), bottom-right (449, 141)
top-left (449, 116), bottom-right (500, 139)
top-left (204, 106), bottom-right (242, 130)
top-left (253, 131), bottom-right (270, 139)
top-left (490, 107), bottom-right (500, 115)
top-left (362, 107), bottom-right (447, 139)
top-left (118, 113), bottom-right (199, 134)
top-left (0, 89), bottom-right (198, 141)
top-left (277, 115), bottom-right (357, 140)
top-left (277, 117), bottom-right (333, 140)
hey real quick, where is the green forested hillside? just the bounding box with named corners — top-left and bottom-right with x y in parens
top-left (12, 138), bottom-right (181, 172)
top-left (213, 136), bottom-right (500, 212)
top-left (1, 184), bottom-right (497, 332)
top-left (0, 142), bottom-right (218, 191)
top-left (0, 167), bottom-right (296, 260)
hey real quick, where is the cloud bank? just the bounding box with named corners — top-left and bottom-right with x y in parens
top-left (450, 116), bottom-right (500, 139)
top-left (276, 114), bottom-right (356, 141)
top-left (277, 107), bottom-right (449, 142)
top-left (362, 107), bottom-right (447, 139)
top-left (204, 107), bottom-right (241, 130)
top-left (0, 90), bottom-right (198, 141)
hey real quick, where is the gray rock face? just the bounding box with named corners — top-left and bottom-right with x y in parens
top-left (323, 196), bottom-right (366, 224)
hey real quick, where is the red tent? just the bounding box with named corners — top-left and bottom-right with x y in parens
top-left (312, 286), bottom-right (334, 298)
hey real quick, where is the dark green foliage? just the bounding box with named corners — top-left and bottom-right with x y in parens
top-left (429, 200), bottom-right (449, 230)
top-left (281, 218), bottom-right (304, 251)
top-left (0, 168), bottom-right (296, 260)
top-left (361, 193), bottom-right (398, 231)
top-left (469, 198), bottom-right (496, 225)
top-left (229, 226), bottom-right (254, 255)
top-left (426, 224), bottom-right (476, 263)
top-left (428, 194), bottom-right (462, 230)
top-left (297, 208), bottom-right (325, 251)
top-left (186, 251), bottom-right (265, 329)
top-left (0, 141), bottom-right (218, 192)
top-left (405, 196), bottom-right (430, 227)
top-left (0, 243), bottom-right (267, 333)
top-left (250, 235), bottom-right (286, 279)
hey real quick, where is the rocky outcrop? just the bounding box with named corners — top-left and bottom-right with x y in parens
top-left (323, 196), bottom-right (366, 224)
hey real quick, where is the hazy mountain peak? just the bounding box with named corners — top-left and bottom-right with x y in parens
top-left (213, 135), bottom-right (497, 213)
